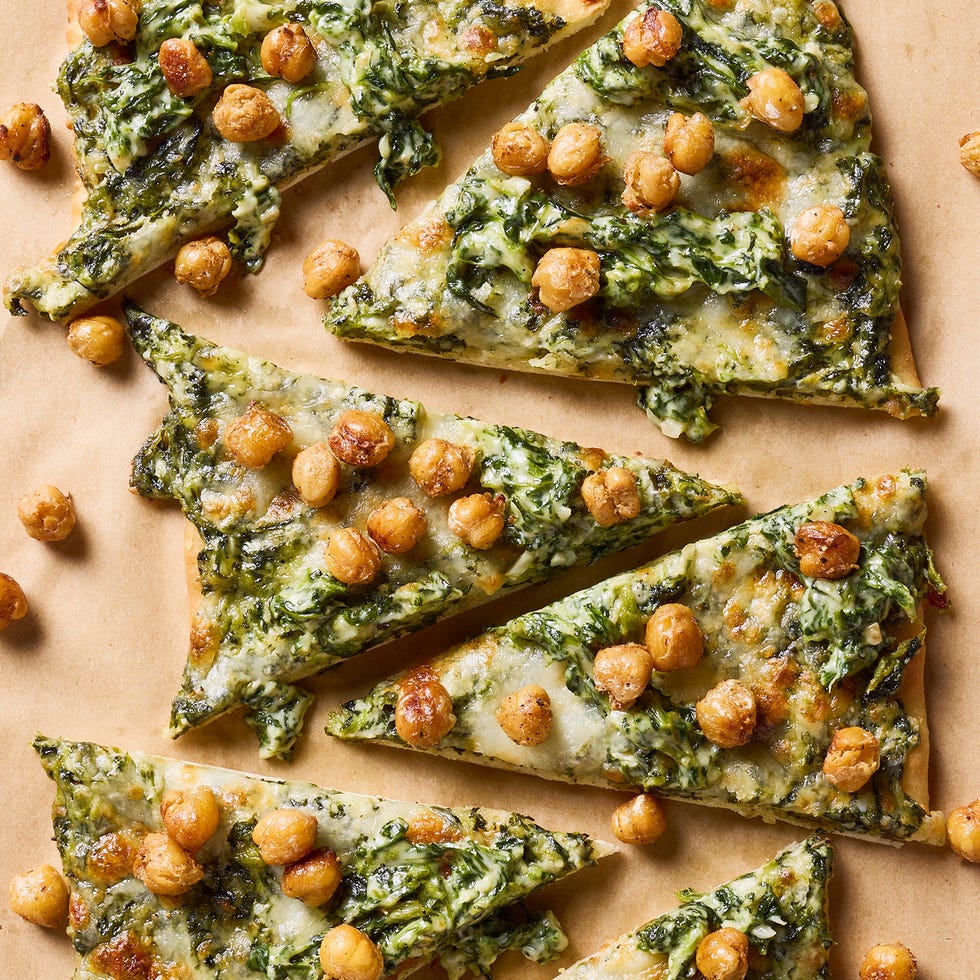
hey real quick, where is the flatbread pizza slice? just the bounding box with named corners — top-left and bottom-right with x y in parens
top-left (128, 305), bottom-right (739, 757)
top-left (3, 0), bottom-right (610, 322)
top-left (326, 0), bottom-right (938, 440)
top-left (35, 735), bottom-right (609, 978)
top-left (329, 470), bottom-right (948, 843)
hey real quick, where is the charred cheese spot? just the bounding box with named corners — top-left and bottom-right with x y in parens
top-left (717, 146), bottom-right (786, 210)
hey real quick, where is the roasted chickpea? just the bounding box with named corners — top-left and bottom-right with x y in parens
top-left (0, 103), bottom-right (51, 171)
top-left (960, 131), bottom-right (980, 177)
top-left (622, 151), bottom-right (679, 215)
top-left (325, 528), bottom-right (382, 585)
top-left (328, 410), bottom-right (395, 468)
top-left (696, 679), bottom-right (757, 748)
top-left (447, 493), bottom-right (506, 550)
top-left (408, 439), bottom-right (474, 497)
top-left (645, 603), bottom-right (703, 672)
top-left (158, 38), bottom-right (213, 98)
top-left (0, 573), bottom-right (28, 630)
top-left (491, 122), bottom-right (550, 176)
top-left (947, 799), bottom-right (980, 862)
top-left (367, 497), bottom-right (427, 554)
top-left (292, 442), bottom-right (341, 507)
top-left (17, 485), bottom-right (76, 542)
top-left (319, 925), bottom-right (384, 980)
top-left (78, 0), bottom-right (139, 47)
top-left (225, 403), bottom-right (292, 468)
top-left (696, 928), bottom-right (750, 980)
top-left (8, 865), bottom-right (69, 928)
top-left (581, 466), bottom-right (641, 527)
top-left (547, 122), bottom-right (605, 186)
top-left (252, 809), bottom-right (318, 866)
top-left (67, 314), bottom-right (126, 366)
top-left (531, 247), bottom-right (601, 313)
top-left (160, 785), bottom-right (220, 853)
top-left (281, 848), bottom-right (343, 906)
top-left (859, 943), bottom-right (917, 980)
top-left (496, 685), bottom-right (553, 746)
top-left (212, 83), bottom-right (280, 142)
top-left (395, 675), bottom-right (456, 746)
top-left (821, 726), bottom-right (880, 792)
top-left (133, 833), bottom-right (204, 896)
top-left (812, 0), bottom-right (841, 30)
top-left (611, 793), bottom-right (666, 845)
top-left (742, 68), bottom-right (805, 132)
top-left (664, 111), bottom-right (715, 175)
top-left (303, 240), bottom-right (361, 299)
top-left (175, 236), bottom-right (232, 295)
top-left (261, 23), bottom-right (317, 83)
top-left (794, 520), bottom-right (860, 579)
top-left (593, 644), bottom-right (653, 710)
top-left (790, 205), bottom-right (850, 267)
top-left (621, 8), bottom-right (683, 68)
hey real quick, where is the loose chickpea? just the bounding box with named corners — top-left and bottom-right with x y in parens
top-left (496, 685), bottom-right (553, 746)
top-left (67, 314), bottom-right (126, 366)
top-left (947, 799), bottom-right (980, 862)
top-left (78, 0), bottom-right (139, 47)
top-left (580, 467), bottom-right (641, 527)
top-left (225, 403), bottom-right (292, 468)
top-left (610, 793), bottom-right (666, 845)
top-left (408, 439), bottom-right (474, 497)
top-left (17, 485), bottom-right (76, 542)
top-left (742, 68), bottom-right (805, 132)
top-left (303, 240), bottom-right (361, 299)
top-left (0, 573), bottom-right (28, 630)
top-left (621, 8), bottom-right (683, 68)
top-left (7, 865), bottom-right (69, 928)
top-left (212, 83), bottom-right (281, 142)
top-left (790, 205), bottom-right (850, 267)
top-left (695, 679), bottom-right (757, 748)
top-left (447, 493), bottom-right (506, 550)
top-left (0, 103), bottom-right (51, 171)
top-left (174, 236), bottom-right (233, 296)
top-left (292, 442), bottom-right (341, 507)
top-left (160, 785), bottom-right (220, 853)
top-left (395, 675), bottom-right (457, 747)
top-left (491, 121), bottom-right (550, 176)
top-left (821, 726), bottom-right (880, 792)
top-left (319, 924), bottom-right (384, 980)
top-left (593, 644), bottom-right (653, 710)
top-left (695, 928), bottom-right (750, 980)
top-left (281, 848), bottom-right (343, 906)
top-left (133, 833), bottom-right (204, 896)
top-left (960, 131), bottom-right (980, 177)
top-left (663, 111), bottom-right (715, 175)
top-left (859, 943), bottom-right (917, 980)
top-left (158, 38), bottom-right (213, 98)
top-left (325, 528), bottom-right (382, 585)
top-left (328, 410), bottom-right (395, 468)
top-left (531, 247), bottom-right (601, 313)
top-left (622, 151), bottom-right (679, 215)
top-left (252, 809), bottom-right (318, 866)
top-left (261, 23), bottom-right (317, 83)
top-left (547, 122), bottom-right (605, 186)
top-left (794, 520), bottom-right (860, 579)
top-left (645, 603), bottom-right (704, 672)
top-left (367, 497), bottom-right (427, 554)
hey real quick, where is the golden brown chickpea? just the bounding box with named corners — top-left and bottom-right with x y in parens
top-left (696, 679), bottom-right (757, 748)
top-left (395, 673), bottom-right (457, 747)
top-left (821, 726), bottom-right (880, 792)
top-left (0, 573), bottom-right (28, 630)
top-left (947, 799), bottom-right (980, 862)
top-left (252, 808), bottom-right (318, 866)
top-left (593, 644), bottom-right (653, 710)
top-left (447, 493), bottom-right (506, 550)
top-left (610, 793), bottom-right (666, 845)
top-left (158, 38), bottom-right (213, 98)
top-left (212, 83), bottom-right (281, 142)
top-left (621, 151), bottom-right (679, 215)
top-left (663, 111), bottom-right (715, 175)
top-left (319, 924), bottom-right (384, 980)
top-left (621, 8), bottom-right (683, 68)
top-left (790, 205), bottom-right (850, 267)
top-left (496, 685), bottom-right (553, 746)
top-left (645, 603), bottom-right (704, 672)
top-left (0, 103), bottom-right (51, 171)
top-left (794, 521), bottom-right (860, 579)
top-left (859, 943), bottom-right (917, 980)
top-left (960, 131), bottom-right (980, 177)
top-left (225, 403), bottom-right (292, 468)
top-left (531, 247), bottom-right (601, 313)
top-left (133, 833), bottom-right (204, 896)
top-left (17, 485), bottom-right (76, 542)
top-left (67, 314), bottom-right (126, 366)
top-left (408, 439), bottom-right (475, 497)
top-left (281, 848), bottom-right (343, 906)
top-left (580, 466), bottom-right (641, 527)
top-left (547, 122), bottom-right (605, 186)
top-left (303, 240), bottom-right (361, 299)
top-left (328, 410), bottom-right (395, 468)
top-left (742, 68), bottom-right (805, 132)
top-left (325, 528), bottom-right (382, 585)
top-left (367, 497), bottom-right (427, 554)
top-left (174, 236), bottom-right (233, 296)
top-left (812, 0), bottom-right (842, 31)
top-left (695, 928), bottom-right (750, 980)
top-left (261, 23), bottom-right (317, 83)
top-left (78, 0), bottom-right (139, 47)
top-left (7, 865), bottom-right (69, 928)
top-left (160, 785), bottom-right (220, 853)
top-left (491, 121), bottom-right (550, 176)
top-left (292, 442), bottom-right (341, 507)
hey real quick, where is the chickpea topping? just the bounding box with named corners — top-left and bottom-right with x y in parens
top-left (547, 122), bottom-right (605, 186)
top-left (160, 786), bottom-right (220, 853)
top-left (325, 528), bottom-right (382, 585)
top-left (158, 38), bottom-right (213, 98)
top-left (696, 679), bottom-right (757, 748)
top-left (742, 68), bottom-right (805, 132)
top-left (0, 103), bottom-right (51, 171)
top-left (212, 83), bottom-right (281, 142)
top-left (447, 493), bottom-right (506, 550)
top-left (78, 0), bottom-right (139, 47)
top-left (67, 314), bottom-right (126, 366)
top-left (175, 236), bottom-right (233, 296)
top-left (960, 131), bottom-right (980, 177)
top-left (252, 809), bottom-right (318, 866)
top-left (225, 403), bottom-right (292, 468)
top-left (947, 799), bottom-right (980, 862)
top-left (17, 485), bottom-right (76, 542)
top-left (664, 111), bottom-right (715, 175)
top-left (395, 674), bottom-right (457, 747)
top-left (328, 410), bottom-right (395, 468)
top-left (794, 520), bottom-right (860, 579)
top-left (491, 122), bottom-right (550, 176)
top-left (645, 603), bottom-right (704, 672)
top-left (292, 442), bottom-right (341, 507)
top-left (821, 726), bottom-right (880, 792)
top-left (303, 240), bottom-right (361, 299)
top-left (622, 151), bottom-right (679, 215)
top-left (812, 0), bottom-right (842, 31)
top-left (133, 833), bottom-right (203, 896)
top-left (790, 205), bottom-right (850, 267)
top-left (319, 925), bottom-right (384, 980)
top-left (593, 643), bottom-right (653, 710)
top-left (408, 439), bottom-right (474, 497)
top-left (581, 466), bottom-right (641, 527)
top-left (8, 865), bottom-right (69, 928)
top-left (0, 573), bottom-right (28, 630)
top-left (367, 497), bottom-right (427, 554)
top-left (532, 247), bottom-right (601, 313)
top-left (496, 685), bottom-right (553, 746)
top-left (695, 928), bottom-right (750, 980)
top-left (610, 793), bottom-right (666, 845)
top-left (621, 8), bottom-right (683, 68)
top-left (261, 23), bottom-right (317, 83)
top-left (281, 848), bottom-right (343, 906)
top-left (859, 943), bottom-right (917, 980)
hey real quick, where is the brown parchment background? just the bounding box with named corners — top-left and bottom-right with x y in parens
top-left (1, 0), bottom-right (978, 974)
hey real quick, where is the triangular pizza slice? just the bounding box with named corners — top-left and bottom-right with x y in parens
top-left (35, 735), bottom-right (608, 978)
top-left (326, 0), bottom-right (937, 439)
top-left (329, 470), bottom-right (947, 843)
top-left (128, 305), bottom-right (739, 756)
